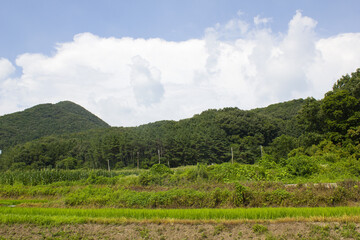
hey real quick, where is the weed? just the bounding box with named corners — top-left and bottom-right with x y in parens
top-left (265, 234), bottom-right (278, 240)
top-left (341, 223), bottom-right (360, 239)
top-left (136, 227), bottom-right (151, 240)
top-left (200, 232), bottom-right (207, 239)
top-left (198, 227), bottom-right (206, 233)
top-left (310, 225), bottom-right (331, 238)
top-left (252, 224), bottom-right (268, 234)
top-left (213, 224), bottom-right (226, 236)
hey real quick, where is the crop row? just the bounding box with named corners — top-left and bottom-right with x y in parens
top-left (1, 206), bottom-right (360, 225)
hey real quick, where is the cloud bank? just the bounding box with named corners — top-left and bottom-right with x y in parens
top-left (1, 11), bottom-right (360, 126)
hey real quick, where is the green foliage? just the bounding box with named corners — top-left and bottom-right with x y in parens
top-left (150, 164), bottom-right (173, 175)
top-left (2, 167), bottom-right (360, 208)
top-left (267, 135), bottom-right (298, 161)
top-left (264, 189), bottom-right (292, 206)
top-left (286, 155), bottom-right (319, 177)
top-left (3, 206), bottom-right (360, 225)
top-left (322, 90), bottom-right (359, 135)
top-left (56, 157), bottom-right (80, 170)
top-left (0, 68), bottom-right (359, 181)
top-left (340, 222), bottom-right (360, 239)
top-left (296, 97), bottom-right (323, 133)
top-left (138, 164), bottom-right (174, 186)
top-left (0, 101), bottom-right (109, 150)
top-left (0, 99), bottom-right (301, 170)
top-left (234, 183), bottom-right (252, 206)
top-left (258, 154), bottom-right (277, 169)
top-left (333, 68), bottom-right (360, 99)
top-left (63, 186), bottom-right (232, 208)
top-left (252, 224), bottom-right (268, 234)
top-left (0, 169), bottom-right (130, 186)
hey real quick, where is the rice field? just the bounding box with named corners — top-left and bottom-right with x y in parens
top-left (1, 206), bottom-right (360, 225)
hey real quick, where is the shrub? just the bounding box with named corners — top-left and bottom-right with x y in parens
top-left (265, 189), bottom-right (292, 206)
top-left (258, 154), bottom-right (277, 169)
top-left (150, 164), bottom-right (173, 175)
top-left (233, 182), bottom-right (252, 206)
top-left (287, 155), bottom-right (318, 177)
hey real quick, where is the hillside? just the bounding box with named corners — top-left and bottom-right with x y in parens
top-left (1, 68), bottom-right (359, 171)
top-left (0, 98), bottom-right (304, 170)
top-left (0, 101), bottom-right (110, 150)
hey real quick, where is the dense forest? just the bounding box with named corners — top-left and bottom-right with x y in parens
top-left (0, 101), bottom-right (109, 150)
top-left (0, 69), bottom-right (359, 173)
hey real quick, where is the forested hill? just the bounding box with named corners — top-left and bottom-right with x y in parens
top-left (0, 98), bottom-right (305, 170)
top-left (0, 68), bottom-right (359, 171)
top-left (0, 101), bottom-right (109, 150)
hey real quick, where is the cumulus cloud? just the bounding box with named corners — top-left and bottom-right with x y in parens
top-left (1, 11), bottom-right (360, 126)
top-left (0, 58), bottom-right (15, 80)
top-left (130, 56), bottom-right (164, 107)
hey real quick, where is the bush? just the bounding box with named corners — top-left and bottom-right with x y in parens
top-left (233, 182), bottom-right (252, 206)
top-left (265, 189), bottom-right (292, 206)
top-left (150, 164), bottom-right (173, 175)
top-left (138, 165), bottom-right (173, 186)
top-left (287, 155), bottom-right (318, 177)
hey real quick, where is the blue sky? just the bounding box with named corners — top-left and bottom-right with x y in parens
top-left (1, 0), bottom-right (360, 126)
top-left (1, 0), bottom-right (359, 61)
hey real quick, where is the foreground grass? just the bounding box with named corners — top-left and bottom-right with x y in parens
top-left (2, 206), bottom-right (360, 225)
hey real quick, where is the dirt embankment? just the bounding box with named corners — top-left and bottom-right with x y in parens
top-left (1, 221), bottom-right (360, 239)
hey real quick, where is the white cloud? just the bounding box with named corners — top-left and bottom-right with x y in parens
top-left (1, 11), bottom-right (360, 126)
top-left (130, 56), bottom-right (164, 106)
top-left (0, 58), bottom-right (15, 80)
top-left (254, 15), bottom-right (272, 26)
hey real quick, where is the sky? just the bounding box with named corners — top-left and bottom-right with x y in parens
top-left (1, 0), bottom-right (360, 126)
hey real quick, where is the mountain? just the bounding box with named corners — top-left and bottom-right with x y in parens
top-left (0, 101), bottom-right (110, 150)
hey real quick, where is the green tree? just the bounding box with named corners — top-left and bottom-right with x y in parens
top-left (333, 68), bottom-right (360, 99)
top-left (322, 90), bottom-right (359, 135)
top-left (296, 97), bottom-right (323, 133)
top-left (268, 135), bottom-right (298, 162)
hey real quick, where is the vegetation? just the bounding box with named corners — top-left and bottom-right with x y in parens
top-left (0, 70), bottom-right (359, 174)
top-left (0, 164), bottom-right (359, 209)
top-left (0, 101), bottom-right (109, 150)
top-left (0, 69), bottom-right (359, 238)
top-left (2, 206), bottom-right (360, 223)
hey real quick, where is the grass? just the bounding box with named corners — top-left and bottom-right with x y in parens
top-left (2, 206), bottom-right (360, 225)
top-left (0, 199), bottom-right (49, 206)
top-left (0, 169), bottom-right (144, 186)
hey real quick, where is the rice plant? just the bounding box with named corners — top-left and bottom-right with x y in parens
top-left (1, 206), bottom-right (360, 225)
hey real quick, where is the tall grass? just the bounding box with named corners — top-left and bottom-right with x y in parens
top-left (1, 206), bottom-right (360, 225)
top-left (0, 169), bottom-right (143, 185)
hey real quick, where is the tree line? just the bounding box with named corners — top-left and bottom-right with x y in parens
top-left (0, 69), bottom-right (359, 171)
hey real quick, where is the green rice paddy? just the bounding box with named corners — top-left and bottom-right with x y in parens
top-left (1, 206), bottom-right (360, 225)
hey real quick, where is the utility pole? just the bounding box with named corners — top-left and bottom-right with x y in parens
top-left (137, 152), bottom-right (139, 170)
top-left (107, 159), bottom-right (111, 172)
top-left (231, 147), bottom-right (234, 164)
top-left (260, 145), bottom-right (264, 158)
top-left (158, 149), bottom-right (161, 164)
